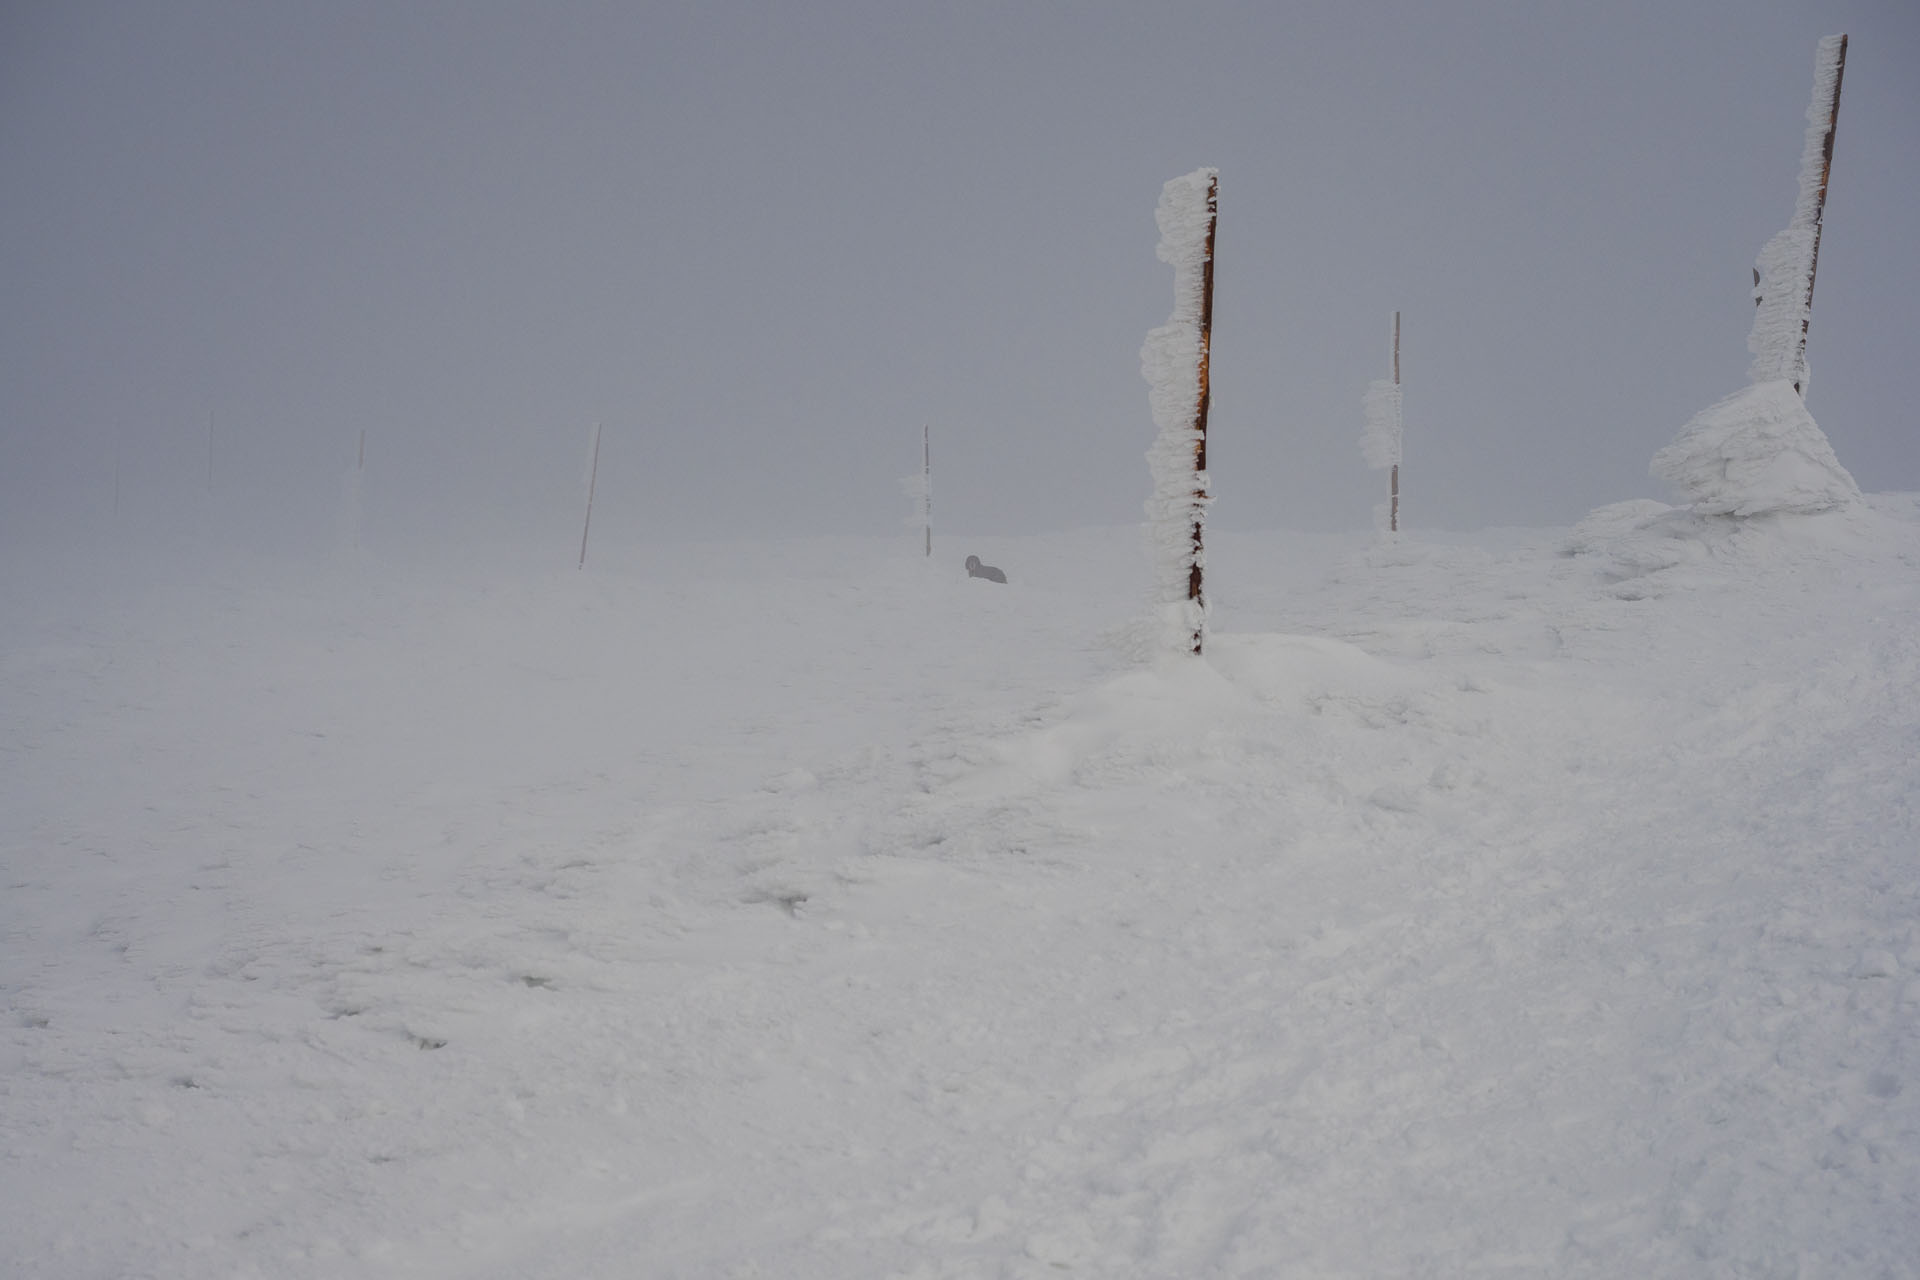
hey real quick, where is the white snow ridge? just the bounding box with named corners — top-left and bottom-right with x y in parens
top-left (1652, 379), bottom-right (1859, 517)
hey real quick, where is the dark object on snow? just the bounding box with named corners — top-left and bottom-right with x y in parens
top-left (964, 555), bottom-right (1007, 584)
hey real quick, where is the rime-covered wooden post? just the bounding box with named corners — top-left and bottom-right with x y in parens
top-left (1749, 33), bottom-right (1847, 398)
top-left (1361, 311), bottom-right (1404, 535)
top-left (1140, 168), bottom-right (1217, 657)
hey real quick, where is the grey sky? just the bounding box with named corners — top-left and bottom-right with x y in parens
top-left (4, 0), bottom-right (1915, 555)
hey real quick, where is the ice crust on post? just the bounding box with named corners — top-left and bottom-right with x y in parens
top-left (1652, 380), bottom-right (1858, 517)
top-left (1656, 34), bottom-right (1853, 520)
top-left (1747, 33), bottom-right (1846, 393)
top-left (1360, 380), bottom-right (1403, 470)
top-left (1139, 168), bottom-right (1216, 656)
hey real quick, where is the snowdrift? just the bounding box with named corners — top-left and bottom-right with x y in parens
top-left (1651, 379), bottom-right (1859, 517)
top-left (6, 503), bottom-right (1919, 1277)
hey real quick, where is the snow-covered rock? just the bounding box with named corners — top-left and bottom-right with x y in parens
top-left (1651, 379), bottom-right (1859, 517)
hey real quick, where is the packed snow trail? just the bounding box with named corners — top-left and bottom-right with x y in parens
top-left (4, 504), bottom-right (1918, 1276)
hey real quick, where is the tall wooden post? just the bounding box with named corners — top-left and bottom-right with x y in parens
top-left (922, 424), bottom-right (931, 557)
top-left (578, 422), bottom-right (601, 570)
top-left (1188, 173), bottom-right (1218, 654)
top-left (1796, 33), bottom-right (1846, 396)
top-left (1390, 311), bottom-right (1400, 534)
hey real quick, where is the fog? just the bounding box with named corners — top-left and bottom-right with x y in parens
top-left (4, 0), bottom-right (1916, 560)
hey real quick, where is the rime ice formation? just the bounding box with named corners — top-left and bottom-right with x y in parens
top-left (1139, 167), bottom-right (1217, 654)
top-left (1360, 379), bottom-right (1402, 471)
top-left (1747, 33), bottom-right (1846, 393)
top-left (1652, 380), bottom-right (1859, 517)
top-left (1749, 226), bottom-right (1818, 391)
top-left (1659, 35), bottom-right (1853, 519)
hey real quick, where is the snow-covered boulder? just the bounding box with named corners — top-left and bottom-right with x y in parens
top-left (1650, 380), bottom-right (1858, 517)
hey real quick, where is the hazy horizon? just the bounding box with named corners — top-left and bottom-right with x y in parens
top-left (5, 0), bottom-right (1916, 558)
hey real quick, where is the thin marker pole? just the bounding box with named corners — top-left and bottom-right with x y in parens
top-left (1390, 310), bottom-right (1400, 535)
top-left (1188, 172), bottom-right (1217, 655)
top-left (1796, 33), bottom-right (1846, 397)
top-left (207, 411), bottom-right (215, 496)
top-left (578, 422), bottom-right (602, 570)
top-left (358, 429), bottom-right (366, 472)
top-left (923, 423), bottom-right (932, 557)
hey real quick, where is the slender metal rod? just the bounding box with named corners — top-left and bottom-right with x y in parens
top-left (923, 423), bottom-right (931, 557)
top-left (578, 422), bottom-right (602, 570)
top-left (1390, 310), bottom-right (1400, 534)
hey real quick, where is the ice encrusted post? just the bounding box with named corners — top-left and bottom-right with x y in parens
top-left (1140, 168), bottom-right (1217, 657)
top-left (1652, 35), bottom-right (1857, 517)
top-left (1749, 33), bottom-right (1846, 398)
top-left (1360, 311), bottom-right (1404, 535)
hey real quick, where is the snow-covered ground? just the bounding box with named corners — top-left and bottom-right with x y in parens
top-left (5, 497), bottom-right (1918, 1277)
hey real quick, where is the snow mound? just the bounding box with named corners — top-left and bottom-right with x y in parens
top-left (1651, 380), bottom-right (1858, 517)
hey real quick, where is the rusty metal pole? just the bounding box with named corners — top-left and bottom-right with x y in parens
top-left (1187, 173), bottom-right (1217, 655)
top-left (1390, 310), bottom-right (1400, 535)
top-left (1795, 33), bottom-right (1846, 397)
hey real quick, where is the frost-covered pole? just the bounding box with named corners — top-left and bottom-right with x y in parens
top-left (1360, 312), bottom-right (1404, 535)
top-left (577, 421), bottom-right (601, 570)
top-left (923, 423), bottom-right (932, 557)
top-left (1191, 179), bottom-right (1216, 622)
top-left (1140, 168), bottom-right (1217, 657)
top-left (1390, 311), bottom-right (1400, 534)
top-left (1749, 33), bottom-right (1847, 397)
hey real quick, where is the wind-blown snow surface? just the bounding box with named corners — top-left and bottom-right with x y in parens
top-left (6, 503), bottom-right (1920, 1277)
